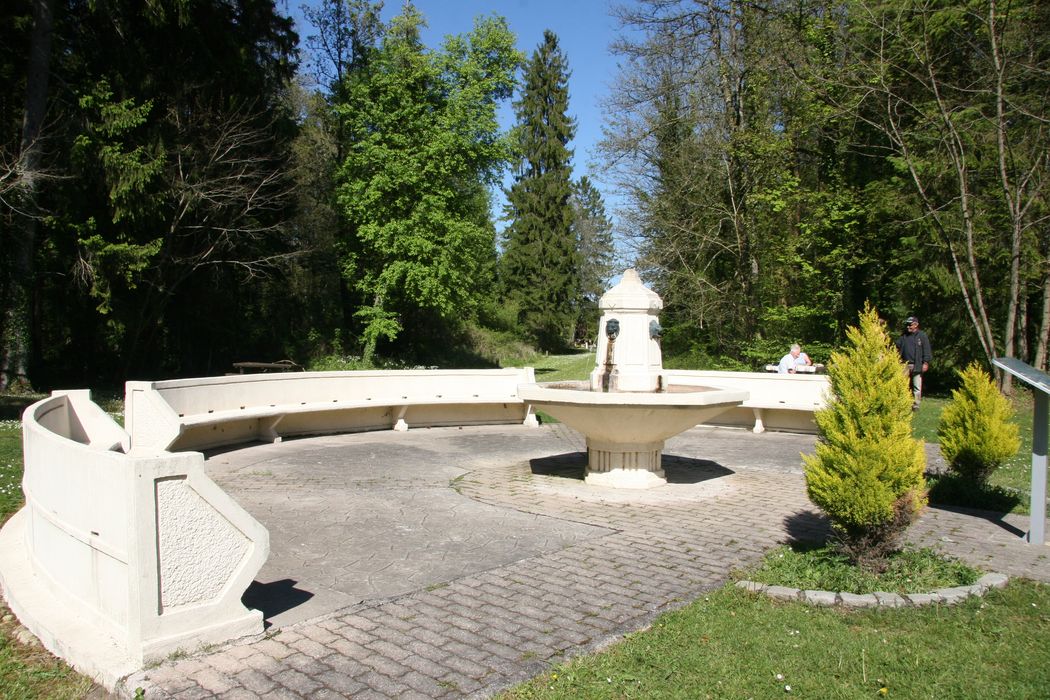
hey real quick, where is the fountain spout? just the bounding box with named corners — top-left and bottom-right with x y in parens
top-left (600, 318), bottom-right (619, 392)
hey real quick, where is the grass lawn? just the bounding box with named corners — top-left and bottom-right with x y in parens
top-left (502, 580), bottom-right (1050, 700)
top-left (524, 351), bottom-right (596, 383)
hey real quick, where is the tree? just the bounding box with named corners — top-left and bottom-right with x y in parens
top-left (335, 6), bottom-right (520, 363)
top-left (571, 175), bottom-right (616, 342)
top-left (0, 0), bottom-right (302, 384)
top-left (938, 362), bottom-right (1020, 485)
top-left (302, 0), bottom-right (384, 95)
top-left (803, 306), bottom-right (927, 571)
top-left (601, 0), bottom-right (866, 366)
top-left (502, 29), bottom-right (579, 350)
top-left (572, 176), bottom-right (616, 305)
top-left (811, 0), bottom-right (1050, 382)
top-left (1, 0), bottom-right (54, 391)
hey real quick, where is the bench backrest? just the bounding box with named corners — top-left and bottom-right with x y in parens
top-left (663, 370), bottom-right (829, 409)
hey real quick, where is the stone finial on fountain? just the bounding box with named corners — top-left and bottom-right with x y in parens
top-left (590, 269), bottom-right (665, 393)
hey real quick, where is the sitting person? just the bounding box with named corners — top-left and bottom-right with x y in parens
top-left (796, 347), bottom-right (813, 369)
top-left (778, 344), bottom-right (802, 374)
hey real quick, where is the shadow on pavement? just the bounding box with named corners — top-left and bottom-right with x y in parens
top-left (242, 579), bottom-right (315, 628)
top-left (782, 509), bottom-right (833, 546)
top-left (529, 451), bottom-right (735, 485)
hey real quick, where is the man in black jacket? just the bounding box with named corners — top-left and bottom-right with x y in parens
top-left (895, 316), bottom-right (932, 410)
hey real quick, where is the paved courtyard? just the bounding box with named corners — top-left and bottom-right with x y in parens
top-left (122, 423), bottom-right (1050, 698)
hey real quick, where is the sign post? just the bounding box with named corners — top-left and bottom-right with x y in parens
top-left (992, 357), bottom-right (1048, 545)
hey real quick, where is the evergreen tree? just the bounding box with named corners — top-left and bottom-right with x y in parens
top-left (803, 306), bottom-right (927, 572)
top-left (938, 363), bottom-right (1020, 485)
top-left (571, 175), bottom-right (616, 343)
top-left (502, 29), bottom-right (578, 350)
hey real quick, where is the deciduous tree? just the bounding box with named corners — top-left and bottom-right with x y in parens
top-left (335, 7), bottom-right (520, 362)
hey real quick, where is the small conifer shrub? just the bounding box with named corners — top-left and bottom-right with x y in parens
top-left (803, 306), bottom-right (927, 572)
top-left (938, 362), bottom-right (1020, 485)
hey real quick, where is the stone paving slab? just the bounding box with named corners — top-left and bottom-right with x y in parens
top-left (121, 424), bottom-right (1050, 699)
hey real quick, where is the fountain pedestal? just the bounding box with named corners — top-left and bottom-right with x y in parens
top-left (585, 439), bottom-right (665, 488)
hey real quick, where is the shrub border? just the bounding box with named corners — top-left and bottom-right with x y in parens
top-left (735, 572), bottom-right (1009, 607)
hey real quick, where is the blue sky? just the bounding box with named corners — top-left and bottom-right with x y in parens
top-left (287, 0), bottom-right (627, 230)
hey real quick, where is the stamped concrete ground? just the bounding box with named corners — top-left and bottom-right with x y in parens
top-left (123, 424), bottom-right (1050, 699)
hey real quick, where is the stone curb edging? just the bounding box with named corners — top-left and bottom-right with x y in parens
top-left (735, 572), bottom-right (1009, 608)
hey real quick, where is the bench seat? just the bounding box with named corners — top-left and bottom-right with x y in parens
top-left (126, 369), bottom-right (537, 452)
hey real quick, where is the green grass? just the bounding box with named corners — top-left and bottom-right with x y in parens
top-left (0, 420), bottom-right (23, 526)
top-left (743, 545), bottom-right (980, 594)
top-left (502, 579), bottom-right (1050, 700)
top-left (0, 612), bottom-right (93, 700)
top-left (522, 351), bottom-right (596, 383)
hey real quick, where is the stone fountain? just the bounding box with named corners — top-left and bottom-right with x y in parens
top-left (518, 270), bottom-right (748, 488)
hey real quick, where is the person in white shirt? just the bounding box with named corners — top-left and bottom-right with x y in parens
top-left (778, 344), bottom-right (802, 374)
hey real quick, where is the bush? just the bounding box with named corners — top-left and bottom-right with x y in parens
top-left (938, 362), bottom-right (1020, 485)
top-left (803, 306), bottom-right (927, 572)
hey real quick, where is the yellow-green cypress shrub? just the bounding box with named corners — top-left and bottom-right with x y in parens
top-left (803, 306), bottom-right (927, 571)
top-left (938, 362), bottom-right (1020, 485)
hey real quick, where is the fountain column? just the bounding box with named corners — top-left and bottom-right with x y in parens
top-left (590, 269), bottom-right (663, 393)
top-left (587, 269), bottom-right (667, 487)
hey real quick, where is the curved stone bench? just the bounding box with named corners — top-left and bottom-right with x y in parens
top-left (126, 368), bottom-right (539, 452)
top-left (0, 390), bottom-right (268, 687)
top-left (1, 366), bottom-right (819, 690)
top-left (663, 370), bottom-right (828, 434)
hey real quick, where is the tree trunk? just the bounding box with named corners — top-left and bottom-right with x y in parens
top-left (1, 0), bottom-right (53, 392)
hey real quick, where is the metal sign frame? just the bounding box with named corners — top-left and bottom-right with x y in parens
top-left (992, 357), bottom-right (1048, 545)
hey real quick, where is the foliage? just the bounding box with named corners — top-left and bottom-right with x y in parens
top-left (602, 1), bottom-right (866, 365)
top-left (601, 0), bottom-right (1050, 384)
top-left (335, 6), bottom-right (520, 359)
top-left (744, 544), bottom-right (978, 595)
top-left (571, 176), bottom-right (617, 344)
top-left (938, 362), bottom-right (1021, 485)
top-left (502, 30), bottom-right (579, 351)
top-left (913, 394), bottom-right (1032, 516)
top-left (803, 306), bottom-right (926, 571)
top-left (3, 0), bottom-right (301, 385)
top-left (2, 0), bottom-right (1048, 392)
top-left (503, 580), bottom-right (1050, 700)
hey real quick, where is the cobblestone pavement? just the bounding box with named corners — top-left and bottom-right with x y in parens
top-left (121, 424), bottom-right (1050, 699)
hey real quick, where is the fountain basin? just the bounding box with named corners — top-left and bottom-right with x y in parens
top-left (518, 381), bottom-right (748, 488)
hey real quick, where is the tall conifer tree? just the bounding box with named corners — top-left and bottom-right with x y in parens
top-left (502, 30), bottom-right (578, 350)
